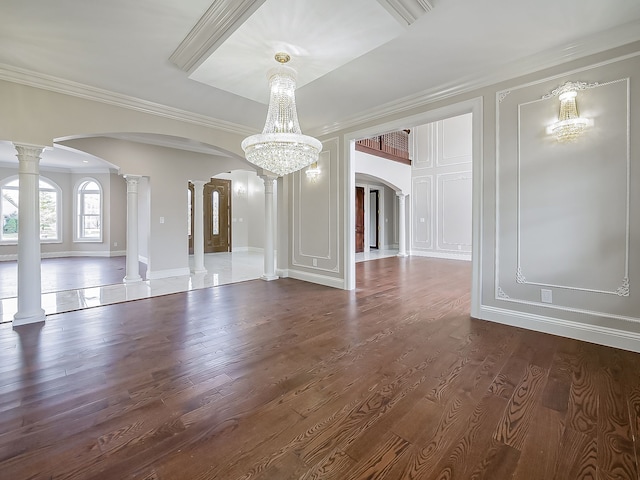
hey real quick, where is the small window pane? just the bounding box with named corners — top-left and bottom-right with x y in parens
top-left (84, 193), bottom-right (100, 214)
top-left (82, 216), bottom-right (100, 238)
top-left (1, 187), bottom-right (19, 241)
top-left (212, 190), bottom-right (219, 236)
top-left (187, 188), bottom-right (192, 237)
top-left (39, 190), bottom-right (58, 239)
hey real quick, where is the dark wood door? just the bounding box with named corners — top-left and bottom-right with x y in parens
top-left (204, 179), bottom-right (231, 253)
top-left (355, 187), bottom-right (365, 253)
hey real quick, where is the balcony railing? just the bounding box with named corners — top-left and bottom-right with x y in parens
top-left (355, 130), bottom-right (411, 165)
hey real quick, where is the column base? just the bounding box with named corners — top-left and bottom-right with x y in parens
top-left (123, 275), bottom-right (143, 283)
top-left (13, 308), bottom-right (46, 327)
top-left (261, 274), bottom-right (279, 281)
top-left (191, 268), bottom-right (207, 275)
top-left (397, 253), bottom-right (409, 258)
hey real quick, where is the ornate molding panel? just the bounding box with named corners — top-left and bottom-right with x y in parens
top-left (515, 78), bottom-right (631, 297)
top-left (541, 80), bottom-right (599, 99)
top-left (498, 90), bottom-right (511, 103)
top-left (617, 277), bottom-right (630, 297)
top-left (375, 0), bottom-right (433, 26)
top-left (292, 139), bottom-right (340, 273)
top-left (169, 0), bottom-right (266, 73)
top-left (497, 287), bottom-right (510, 299)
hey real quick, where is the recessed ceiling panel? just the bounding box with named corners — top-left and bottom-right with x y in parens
top-left (189, 0), bottom-right (405, 103)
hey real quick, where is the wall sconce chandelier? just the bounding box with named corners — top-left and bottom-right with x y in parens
top-left (305, 162), bottom-right (321, 181)
top-left (241, 53), bottom-right (322, 177)
top-left (546, 81), bottom-right (593, 142)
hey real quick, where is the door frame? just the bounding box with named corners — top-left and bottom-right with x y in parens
top-left (344, 96), bottom-right (483, 319)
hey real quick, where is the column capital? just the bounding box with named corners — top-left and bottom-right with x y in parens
top-left (396, 191), bottom-right (407, 199)
top-left (14, 143), bottom-right (45, 175)
top-left (123, 175), bottom-right (141, 193)
top-left (191, 180), bottom-right (207, 189)
top-left (260, 174), bottom-right (276, 194)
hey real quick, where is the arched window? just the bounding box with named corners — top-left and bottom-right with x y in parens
top-left (75, 178), bottom-right (102, 242)
top-left (0, 176), bottom-right (62, 243)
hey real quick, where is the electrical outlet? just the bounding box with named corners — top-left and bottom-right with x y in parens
top-left (113, 241), bottom-right (118, 247)
top-left (541, 289), bottom-right (553, 304)
top-left (312, 258), bottom-right (318, 267)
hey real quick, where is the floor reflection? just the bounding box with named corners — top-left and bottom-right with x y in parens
top-left (0, 252), bottom-right (264, 323)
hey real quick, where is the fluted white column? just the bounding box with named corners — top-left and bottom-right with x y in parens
top-left (191, 181), bottom-right (207, 274)
top-left (260, 175), bottom-right (278, 281)
top-left (123, 175), bottom-right (142, 283)
top-left (397, 193), bottom-right (408, 257)
top-left (13, 144), bottom-right (46, 326)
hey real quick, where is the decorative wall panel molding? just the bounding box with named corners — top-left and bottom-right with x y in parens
top-left (438, 172), bottom-right (472, 252)
top-left (292, 139), bottom-right (340, 273)
top-left (437, 113), bottom-right (473, 167)
top-left (412, 176), bottom-right (432, 249)
top-left (515, 78), bottom-right (630, 296)
top-left (413, 123), bottom-right (435, 169)
top-left (494, 51), bottom-right (639, 325)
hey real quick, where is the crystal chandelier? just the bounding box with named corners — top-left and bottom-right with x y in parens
top-left (242, 53), bottom-right (322, 176)
top-left (305, 162), bottom-right (321, 181)
top-left (547, 82), bottom-right (591, 142)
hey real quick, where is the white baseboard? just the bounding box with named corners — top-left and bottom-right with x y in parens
top-left (410, 250), bottom-right (472, 261)
top-left (146, 267), bottom-right (191, 280)
top-left (285, 268), bottom-right (345, 289)
top-left (479, 305), bottom-right (640, 353)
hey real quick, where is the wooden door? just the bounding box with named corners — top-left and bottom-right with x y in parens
top-left (204, 179), bottom-right (231, 253)
top-left (355, 187), bottom-right (365, 253)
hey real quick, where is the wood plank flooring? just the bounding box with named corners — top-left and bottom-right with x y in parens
top-left (1, 256), bottom-right (639, 479)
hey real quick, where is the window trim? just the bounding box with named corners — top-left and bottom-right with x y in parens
top-left (73, 177), bottom-right (103, 243)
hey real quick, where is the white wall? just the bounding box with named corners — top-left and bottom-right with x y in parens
top-left (411, 113), bottom-right (472, 260)
top-left (214, 170), bottom-right (266, 252)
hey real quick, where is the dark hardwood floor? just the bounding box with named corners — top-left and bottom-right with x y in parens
top-left (1, 256), bottom-right (639, 479)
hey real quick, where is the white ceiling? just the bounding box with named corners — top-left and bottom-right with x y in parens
top-left (189, 0), bottom-right (406, 103)
top-left (1, 0), bottom-right (640, 169)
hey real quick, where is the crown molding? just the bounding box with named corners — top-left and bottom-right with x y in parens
top-left (169, 0), bottom-right (266, 73)
top-left (311, 21), bottom-right (640, 137)
top-left (376, 0), bottom-right (433, 26)
top-left (0, 63), bottom-right (254, 137)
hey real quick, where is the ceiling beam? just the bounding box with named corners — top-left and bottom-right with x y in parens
top-left (376, 0), bottom-right (433, 26)
top-left (170, 0), bottom-right (266, 73)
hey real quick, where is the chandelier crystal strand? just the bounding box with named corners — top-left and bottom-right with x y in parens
top-left (242, 53), bottom-right (321, 176)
